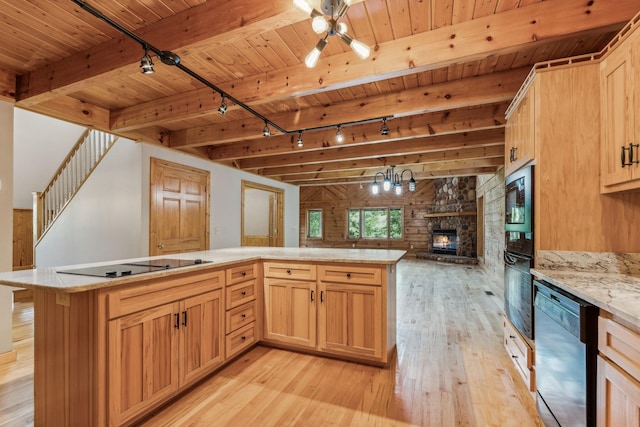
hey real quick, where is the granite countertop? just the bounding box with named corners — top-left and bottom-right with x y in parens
top-left (532, 251), bottom-right (640, 328)
top-left (0, 247), bottom-right (406, 293)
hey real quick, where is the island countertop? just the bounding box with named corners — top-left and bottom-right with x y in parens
top-left (0, 247), bottom-right (407, 293)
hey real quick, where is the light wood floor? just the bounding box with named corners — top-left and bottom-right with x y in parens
top-left (0, 259), bottom-right (542, 426)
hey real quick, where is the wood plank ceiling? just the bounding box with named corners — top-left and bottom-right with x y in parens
top-left (1, 0), bottom-right (638, 187)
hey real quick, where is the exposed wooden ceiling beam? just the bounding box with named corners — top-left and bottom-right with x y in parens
top-left (15, 0), bottom-right (307, 106)
top-left (0, 68), bottom-right (15, 102)
top-left (238, 128), bottom-right (505, 169)
top-left (170, 68), bottom-right (522, 150)
top-left (277, 157), bottom-right (504, 182)
top-left (255, 145), bottom-right (505, 177)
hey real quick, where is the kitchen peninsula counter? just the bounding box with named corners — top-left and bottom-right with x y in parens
top-left (0, 247), bottom-right (405, 427)
top-left (0, 247), bottom-right (406, 293)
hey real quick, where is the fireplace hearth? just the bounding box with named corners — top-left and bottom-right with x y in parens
top-left (432, 229), bottom-right (458, 255)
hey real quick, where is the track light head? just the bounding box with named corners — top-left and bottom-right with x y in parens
top-left (263, 121), bottom-right (271, 137)
top-left (297, 132), bottom-right (304, 147)
top-left (140, 50), bottom-right (155, 74)
top-left (380, 118), bottom-right (389, 136)
top-left (218, 95), bottom-right (228, 115)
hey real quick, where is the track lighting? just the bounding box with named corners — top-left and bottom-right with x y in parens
top-left (335, 126), bottom-right (344, 143)
top-left (371, 166), bottom-right (416, 195)
top-left (297, 132), bottom-right (304, 147)
top-left (263, 121), bottom-right (271, 137)
top-left (296, 0), bottom-right (370, 68)
top-left (140, 47), bottom-right (154, 74)
top-left (218, 95), bottom-right (228, 116)
top-left (380, 118), bottom-right (389, 136)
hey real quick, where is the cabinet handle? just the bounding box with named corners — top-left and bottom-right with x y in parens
top-left (320, 291), bottom-right (324, 302)
top-left (622, 145), bottom-right (627, 167)
top-left (512, 355), bottom-right (518, 359)
top-left (182, 311), bottom-right (187, 327)
top-left (509, 147), bottom-right (514, 162)
top-left (241, 291), bottom-right (247, 296)
top-left (509, 335), bottom-right (516, 339)
top-left (174, 313), bottom-right (180, 330)
top-left (346, 273), bottom-right (351, 279)
top-left (512, 147), bottom-right (517, 161)
top-left (241, 271), bottom-right (247, 276)
top-left (310, 290), bottom-right (315, 302)
top-left (241, 313), bottom-right (246, 319)
top-left (241, 335), bottom-right (246, 341)
top-left (286, 269), bottom-right (291, 274)
top-left (630, 143), bottom-right (640, 165)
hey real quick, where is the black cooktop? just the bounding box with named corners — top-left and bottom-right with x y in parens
top-left (57, 258), bottom-right (210, 278)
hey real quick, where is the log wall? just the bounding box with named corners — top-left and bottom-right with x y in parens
top-left (300, 177), bottom-right (478, 258)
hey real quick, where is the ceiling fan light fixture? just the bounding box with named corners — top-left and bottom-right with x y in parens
top-left (305, 38), bottom-right (327, 68)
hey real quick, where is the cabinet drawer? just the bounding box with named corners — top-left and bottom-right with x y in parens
top-left (318, 265), bottom-right (382, 286)
top-left (226, 322), bottom-right (257, 359)
top-left (503, 317), bottom-right (535, 391)
top-left (599, 316), bottom-right (640, 381)
top-left (263, 262), bottom-right (316, 280)
top-left (226, 301), bottom-right (257, 334)
top-left (226, 263), bottom-right (257, 285)
top-left (226, 279), bottom-right (256, 310)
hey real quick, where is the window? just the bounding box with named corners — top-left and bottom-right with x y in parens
top-left (347, 207), bottom-right (402, 239)
top-left (307, 209), bottom-right (322, 238)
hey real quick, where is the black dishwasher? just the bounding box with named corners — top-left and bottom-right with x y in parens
top-left (534, 280), bottom-right (598, 427)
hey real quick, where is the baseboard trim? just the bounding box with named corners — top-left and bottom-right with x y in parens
top-left (0, 350), bottom-right (17, 365)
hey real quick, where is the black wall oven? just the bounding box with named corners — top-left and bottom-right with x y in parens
top-left (504, 166), bottom-right (534, 340)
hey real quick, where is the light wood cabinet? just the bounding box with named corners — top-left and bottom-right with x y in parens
top-left (224, 262), bottom-right (259, 360)
top-left (597, 315), bottom-right (640, 426)
top-left (318, 282), bottom-right (382, 360)
top-left (502, 316), bottom-right (535, 392)
top-left (107, 288), bottom-right (224, 426)
top-left (600, 25), bottom-right (640, 193)
top-left (263, 277), bottom-right (317, 348)
top-left (505, 83), bottom-right (535, 176)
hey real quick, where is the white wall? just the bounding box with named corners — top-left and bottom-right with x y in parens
top-left (35, 137), bottom-right (300, 267)
top-left (0, 101), bottom-right (15, 353)
top-left (13, 108), bottom-right (85, 209)
top-left (244, 188), bottom-right (271, 235)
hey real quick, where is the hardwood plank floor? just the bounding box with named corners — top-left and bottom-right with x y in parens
top-left (0, 260), bottom-right (542, 426)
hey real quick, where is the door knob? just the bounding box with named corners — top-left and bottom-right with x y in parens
top-left (157, 243), bottom-right (164, 249)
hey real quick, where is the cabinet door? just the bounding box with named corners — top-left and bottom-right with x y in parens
top-left (601, 43), bottom-right (635, 187)
top-left (108, 302), bottom-right (180, 425)
top-left (180, 290), bottom-right (224, 386)
top-left (318, 283), bottom-right (382, 359)
top-left (505, 84), bottom-right (535, 176)
top-left (597, 355), bottom-right (640, 426)
top-left (263, 278), bottom-right (316, 348)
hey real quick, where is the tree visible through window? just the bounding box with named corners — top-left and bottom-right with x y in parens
top-left (307, 209), bottom-right (322, 238)
top-left (347, 207), bottom-right (402, 239)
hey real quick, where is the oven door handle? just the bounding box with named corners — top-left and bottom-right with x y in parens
top-left (504, 251), bottom-right (518, 265)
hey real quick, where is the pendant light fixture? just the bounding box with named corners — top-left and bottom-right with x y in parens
top-left (371, 166), bottom-right (416, 195)
top-left (295, 0), bottom-right (370, 68)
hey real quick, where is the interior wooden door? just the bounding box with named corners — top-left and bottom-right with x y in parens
top-left (150, 158), bottom-right (210, 256)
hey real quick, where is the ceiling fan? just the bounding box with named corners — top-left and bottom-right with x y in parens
top-left (294, 0), bottom-right (371, 68)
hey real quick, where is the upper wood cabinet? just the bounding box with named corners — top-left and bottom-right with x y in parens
top-left (600, 25), bottom-right (640, 193)
top-left (505, 83), bottom-right (536, 176)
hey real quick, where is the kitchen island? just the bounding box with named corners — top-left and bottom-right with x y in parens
top-left (0, 247), bottom-right (405, 427)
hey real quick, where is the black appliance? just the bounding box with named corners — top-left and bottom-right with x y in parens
top-left (504, 166), bottom-right (534, 340)
top-left (57, 258), bottom-right (209, 278)
top-left (534, 280), bottom-right (598, 427)
top-left (505, 165), bottom-right (533, 257)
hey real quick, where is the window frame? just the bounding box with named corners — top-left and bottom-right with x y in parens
top-left (306, 208), bottom-right (323, 239)
top-left (347, 207), bottom-right (403, 240)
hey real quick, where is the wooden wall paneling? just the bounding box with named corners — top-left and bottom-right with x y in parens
top-left (534, 64), bottom-right (640, 253)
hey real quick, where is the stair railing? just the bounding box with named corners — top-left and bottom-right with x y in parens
top-left (33, 129), bottom-right (118, 243)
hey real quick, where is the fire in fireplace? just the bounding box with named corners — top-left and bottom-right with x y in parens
top-left (432, 229), bottom-right (458, 255)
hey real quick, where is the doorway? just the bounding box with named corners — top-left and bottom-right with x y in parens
top-left (241, 180), bottom-right (284, 247)
top-left (149, 158), bottom-right (210, 256)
